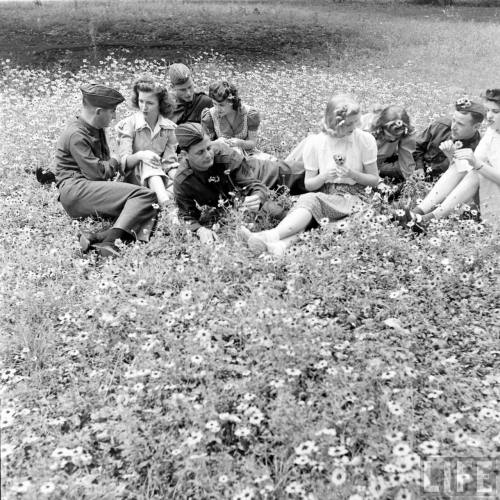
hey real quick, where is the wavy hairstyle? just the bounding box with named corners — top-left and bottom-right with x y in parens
top-left (131, 77), bottom-right (173, 117)
top-left (208, 81), bottom-right (242, 111)
top-left (483, 88), bottom-right (500, 104)
top-left (372, 105), bottom-right (414, 140)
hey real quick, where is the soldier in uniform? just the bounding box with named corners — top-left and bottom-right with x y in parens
top-left (168, 63), bottom-right (213, 125)
top-left (414, 98), bottom-right (486, 181)
top-left (174, 123), bottom-right (288, 244)
top-left (55, 83), bottom-right (158, 257)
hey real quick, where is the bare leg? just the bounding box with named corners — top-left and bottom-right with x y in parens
top-left (274, 208), bottom-right (313, 239)
top-left (431, 171), bottom-right (479, 219)
top-left (148, 176), bottom-right (171, 207)
top-left (240, 208), bottom-right (313, 254)
top-left (418, 164), bottom-right (466, 214)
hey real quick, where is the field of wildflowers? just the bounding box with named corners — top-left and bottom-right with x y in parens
top-left (1, 2), bottom-right (500, 499)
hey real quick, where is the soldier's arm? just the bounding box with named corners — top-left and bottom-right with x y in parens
top-left (232, 163), bottom-right (268, 205)
top-left (69, 132), bottom-right (117, 181)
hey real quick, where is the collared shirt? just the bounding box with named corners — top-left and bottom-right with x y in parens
top-left (414, 117), bottom-right (481, 174)
top-left (174, 143), bottom-right (268, 231)
top-left (54, 116), bottom-right (116, 186)
top-left (115, 112), bottom-right (177, 173)
top-left (170, 92), bottom-right (213, 125)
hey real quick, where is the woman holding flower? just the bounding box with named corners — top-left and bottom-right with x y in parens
top-left (240, 94), bottom-right (380, 255)
top-left (201, 81), bottom-right (272, 160)
top-left (116, 77), bottom-right (178, 208)
top-left (405, 90), bottom-right (500, 231)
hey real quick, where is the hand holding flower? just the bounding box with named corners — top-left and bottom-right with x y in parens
top-left (439, 140), bottom-right (459, 160)
top-left (322, 165), bottom-right (340, 183)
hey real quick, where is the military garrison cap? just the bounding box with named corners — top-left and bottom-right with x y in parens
top-left (455, 97), bottom-right (487, 117)
top-left (175, 122), bottom-right (205, 150)
top-left (80, 83), bottom-right (125, 108)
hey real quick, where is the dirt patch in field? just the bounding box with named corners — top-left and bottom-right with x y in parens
top-left (0, 17), bottom-right (355, 69)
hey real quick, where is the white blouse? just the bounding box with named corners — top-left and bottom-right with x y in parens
top-left (302, 129), bottom-right (377, 185)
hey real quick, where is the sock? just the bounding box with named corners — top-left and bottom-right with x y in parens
top-left (103, 228), bottom-right (133, 245)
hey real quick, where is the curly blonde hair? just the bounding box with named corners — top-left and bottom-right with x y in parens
top-left (322, 94), bottom-right (360, 135)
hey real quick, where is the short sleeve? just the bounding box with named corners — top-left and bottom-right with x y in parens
top-left (302, 135), bottom-right (321, 171)
top-left (360, 112), bottom-right (376, 132)
top-left (246, 108), bottom-right (261, 131)
top-left (357, 130), bottom-right (378, 165)
top-left (201, 108), bottom-right (216, 139)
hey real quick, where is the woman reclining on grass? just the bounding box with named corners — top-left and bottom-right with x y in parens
top-left (201, 80), bottom-right (273, 161)
top-left (402, 89), bottom-right (500, 232)
top-left (239, 93), bottom-right (380, 256)
top-left (115, 77), bottom-right (178, 209)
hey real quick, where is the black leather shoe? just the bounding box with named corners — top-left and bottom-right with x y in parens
top-left (35, 167), bottom-right (56, 185)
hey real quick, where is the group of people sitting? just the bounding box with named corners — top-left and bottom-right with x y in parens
top-left (44, 62), bottom-right (500, 257)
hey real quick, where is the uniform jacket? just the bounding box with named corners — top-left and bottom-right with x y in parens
top-left (54, 117), bottom-right (117, 186)
top-left (174, 144), bottom-right (268, 231)
top-left (170, 92), bottom-right (213, 125)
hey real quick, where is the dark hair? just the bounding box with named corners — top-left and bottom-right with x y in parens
top-left (131, 77), bottom-right (173, 118)
top-left (208, 81), bottom-right (241, 111)
top-left (484, 88), bottom-right (500, 104)
top-left (457, 109), bottom-right (485, 125)
top-left (372, 105), bottom-right (414, 140)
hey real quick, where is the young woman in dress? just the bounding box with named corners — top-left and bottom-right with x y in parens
top-left (240, 94), bottom-right (380, 255)
top-left (116, 77), bottom-right (178, 208)
top-left (201, 80), bottom-right (272, 160)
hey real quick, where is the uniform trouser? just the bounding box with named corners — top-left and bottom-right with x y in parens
top-left (246, 158), bottom-right (306, 195)
top-left (58, 178), bottom-right (158, 242)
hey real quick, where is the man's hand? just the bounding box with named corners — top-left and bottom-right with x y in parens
top-left (439, 140), bottom-right (456, 160)
top-left (196, 227), bottom-right (218, 245)
top-left (241, 194), bottom-right (261, 212)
